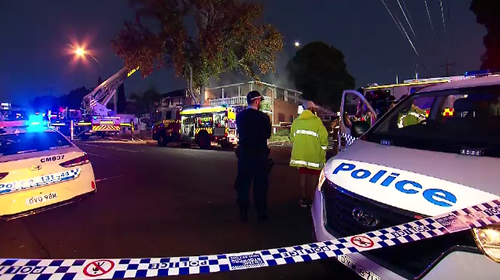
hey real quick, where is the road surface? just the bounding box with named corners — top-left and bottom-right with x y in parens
top-left (0, 142), bottom-right (358, 279)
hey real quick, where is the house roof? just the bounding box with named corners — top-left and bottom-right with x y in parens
top-left (162, 89), bottom-right (186, 98)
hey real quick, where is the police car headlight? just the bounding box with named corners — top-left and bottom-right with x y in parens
top-left (317, 168), bottom-right (326, 191)
top-left (473, 225), bottom-right (500, 263)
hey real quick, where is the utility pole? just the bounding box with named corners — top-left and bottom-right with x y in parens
top-left (440, 59), bottom-right (456, 76)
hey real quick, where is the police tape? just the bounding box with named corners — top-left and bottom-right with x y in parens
top-left (1, 199), bottom-right (500, 280)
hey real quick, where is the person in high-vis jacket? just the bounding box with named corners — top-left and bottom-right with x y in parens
top-left (397, 103), bottom-right (427, 128)
top-left (290, 101), bottom-right (329, 208)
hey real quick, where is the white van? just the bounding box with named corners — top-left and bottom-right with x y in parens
top-left (312, 74), bottom-right (500, 280)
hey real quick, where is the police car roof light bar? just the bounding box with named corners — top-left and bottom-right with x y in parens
top-left (463, 69), bottom-right (499, 77)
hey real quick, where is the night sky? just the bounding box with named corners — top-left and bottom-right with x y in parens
top-left (0, 0), bottom-right (485, 105)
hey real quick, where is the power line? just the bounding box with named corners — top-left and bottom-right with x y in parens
top-left (423, 0), bottom-right (435, 34)
top-left (396, 0), bottom-right (417, 38)
top-left (439, 0), bottom-right (447, 33)
top-left (401, 0), bottom-right (415, 29)
top-left (395, 16), bottom-right (420, 57)
top-left (380, 0), bottom-right (420, 57)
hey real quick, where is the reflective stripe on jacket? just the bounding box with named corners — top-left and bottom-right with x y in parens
top-left (290, 110), bottom-right (329, 170)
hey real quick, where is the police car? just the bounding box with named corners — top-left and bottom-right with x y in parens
top-left (313, 72), bottom-right (500, 279)
top-left (0, 115), bottom-right (96, 221)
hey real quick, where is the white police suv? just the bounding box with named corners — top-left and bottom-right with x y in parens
top-left (313, 73), bottom-right (500, 280)
top-left (0, 115), bottom-right (97, 220)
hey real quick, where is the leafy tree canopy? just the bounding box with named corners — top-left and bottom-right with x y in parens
top-left (470, 0), bottom-right (500, 70)
top-left (111, 0), bottom-right (284, 93)
top-left (286, 41), bottom-right (355, 110)
top-left (129, 87), bottom-right (162, 116)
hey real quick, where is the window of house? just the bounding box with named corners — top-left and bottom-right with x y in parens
top-left (276, 89), bottom-right (285, 100)
top-left (278, 113), bottom-right (285, 122)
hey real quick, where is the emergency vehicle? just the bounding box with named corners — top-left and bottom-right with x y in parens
top-left (338, 75), bottom-right (479, 151)
top-left (0, 115), bottom-right (97, 221)
top-left (313, 72), bottom-right (500, 279)
top-left (152, 105), bottom-right (238, 149)
top-left (46, 68), bottom-right (137, 140)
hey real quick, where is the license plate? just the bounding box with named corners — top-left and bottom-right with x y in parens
top-left (26, 192), bottom-right (58, 206)
top-left (337, 255), bottom-right (381, 280)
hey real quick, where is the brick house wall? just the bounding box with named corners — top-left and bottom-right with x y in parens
top-left (273, 99), bottom-right (298, 124)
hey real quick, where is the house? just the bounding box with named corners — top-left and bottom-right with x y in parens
top-left (204, 81), bottom-right (336, 131)
top-left (158, 82), bottom-right (335, 133)
top-left (160, 89), bottom-right (194, 108)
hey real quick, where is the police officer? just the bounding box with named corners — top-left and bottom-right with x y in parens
top-left (234, 91), bottom-right (272, 222)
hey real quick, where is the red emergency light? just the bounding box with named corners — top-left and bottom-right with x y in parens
top-left (0, 120), bottom-right (27, 128)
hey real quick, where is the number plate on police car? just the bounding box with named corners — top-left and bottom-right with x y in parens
top-left (26, 192), bottom-right (58, 206)
top-left (337, 255), bottom-right (381, 280)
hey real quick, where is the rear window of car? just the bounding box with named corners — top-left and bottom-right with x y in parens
top-left (0, 131), bottom-right (71, 156)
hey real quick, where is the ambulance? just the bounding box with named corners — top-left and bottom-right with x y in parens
top-left (313, 73), bottom-right (500, 279)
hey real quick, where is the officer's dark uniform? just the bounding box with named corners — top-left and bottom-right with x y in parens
top-left (234, 91), bottom-right (272, 222)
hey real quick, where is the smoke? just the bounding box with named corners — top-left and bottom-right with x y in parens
top-left (206, 49), bottom-right (296, 90)
top-left (264, 51), bottom-right (295, 89)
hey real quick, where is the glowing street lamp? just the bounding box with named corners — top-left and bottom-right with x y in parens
top-left (74, 47), bottom-right (86, 57)
top-left (294, 41), bottom-right (300, 48)
top-left (73, 46), bottom-right (102, 67)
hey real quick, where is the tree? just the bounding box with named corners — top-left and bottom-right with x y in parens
top-left (111, 0), bottom-right (283, 99)
top-left (470, 0), bottom-right (500, 70)
top-left (32, 95), bottom-right (60, 112)
top-left (286, 41), bottom-right (355, 110)
top-left (117, 83), bottom-right (127, 113)
top-left (129, 87), bottom-right (162, 117)
top-left (59, 86), bottom-right (91, 109)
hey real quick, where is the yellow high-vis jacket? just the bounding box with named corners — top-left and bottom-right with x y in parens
top-left (290, 110), bottom-right (329, 170)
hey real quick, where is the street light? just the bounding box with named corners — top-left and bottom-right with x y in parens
top-left (294, 41), bottom-right (300, 48)
top-left (74, 47), bottom-right (86, 57)
top-left (73, 46), bottom-right (103, 67)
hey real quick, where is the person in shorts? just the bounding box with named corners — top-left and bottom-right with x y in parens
top-left (290, 101), bottom-right (329, 208)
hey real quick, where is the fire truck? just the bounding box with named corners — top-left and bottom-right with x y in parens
top-left (152, 105), bottom-right (238, 149)
top-left (47, 68), bottom-right (138, 140)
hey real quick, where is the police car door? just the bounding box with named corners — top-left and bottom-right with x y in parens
top-left (339, 90), bottom-right (377, 151)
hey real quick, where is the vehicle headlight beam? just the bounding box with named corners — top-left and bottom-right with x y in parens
top-left (473, 224), bottom-right (500, 263)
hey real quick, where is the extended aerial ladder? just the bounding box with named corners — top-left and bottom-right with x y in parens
top-left (81, 67), bottom-right (138, 117)
top-left (73, 67), bottom-right (138, 139)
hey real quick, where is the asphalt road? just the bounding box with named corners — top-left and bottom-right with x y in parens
top-left (0, 142), bottom-right (358, 280)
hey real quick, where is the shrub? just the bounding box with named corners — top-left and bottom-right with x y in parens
top-left (276, 129), bottom-right (290, 136)
top-left (269, 135), bottom-right (290, 142)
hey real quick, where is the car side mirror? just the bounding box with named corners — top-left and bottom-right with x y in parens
top-left (351, 121), bottom-right (370, 138)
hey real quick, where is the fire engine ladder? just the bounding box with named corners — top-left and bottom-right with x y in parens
top-left (81, 67), bottom-right (138, 116)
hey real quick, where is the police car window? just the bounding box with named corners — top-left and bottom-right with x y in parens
top-left (0, 131), bottom-right (71, 157)
top-left (343, 93), bottom-right (374, 128)
top-left (365, 85), bottom-right (500, 157)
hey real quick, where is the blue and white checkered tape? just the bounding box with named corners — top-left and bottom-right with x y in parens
top-left (1, 199), bottom-right (500, 279)
top-left (340, 133), bottom-right (357, 151)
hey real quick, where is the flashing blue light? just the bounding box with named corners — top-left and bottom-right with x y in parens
top-left (464, 70), bottom-right (490, 77)
top-left (27, 114), bottom-right (47, 132)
